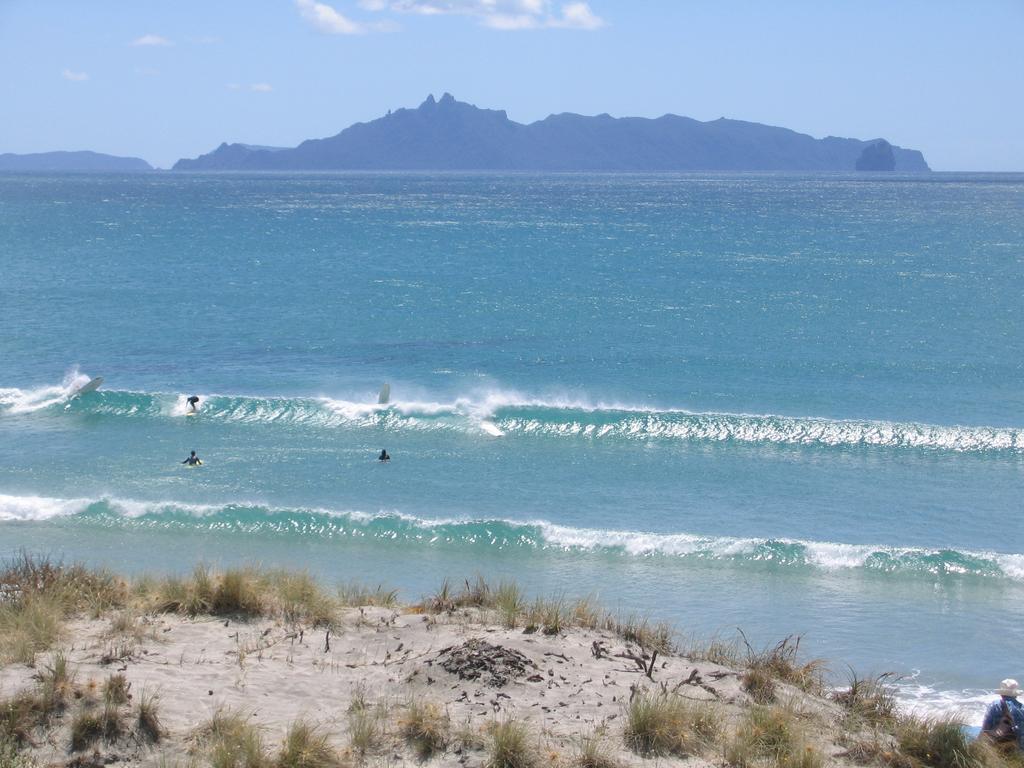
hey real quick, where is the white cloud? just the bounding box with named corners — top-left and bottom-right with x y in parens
top-left (551, 2), bottom-right (604, 29)
top-left (364, 0), bottom-right (605, 30)
top-left (62, 69), bottom-right (89, 81)
top-left (131, 33), bottom-right (173, 46)
top-left (296, 0), bottom-right (364, 34)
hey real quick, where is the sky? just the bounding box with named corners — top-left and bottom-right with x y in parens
top-left (0, 0), bottom-right (1021, 170)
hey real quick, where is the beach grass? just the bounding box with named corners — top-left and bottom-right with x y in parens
top-left (485, 718), bottom-right (536, 768)
top-left (834, 671), bottom-right (900, 729)
top-left (572, 730), bottom-right (622, 768)
top-left (741, 633), bottom-right (826, 696)
top-left (0, 553), bottom-right (126, 664)
top-left (399, 697), bottom-right (450, 759)
top-left (725, 704), bottom-right (822, 768)
top-left (136, 688), bottom-right (163, 743)
top-left (894, 714), bottom-right (977, 768)
top-left (275, 720), bottom-right (344, 768)
top-left (0, 556), bottom-right (1001, 768)
top-left (194, 708), bottom-right (270, 768)
top-left (623, 690), bottom-right (721, 757)
top-left (70, 700), bottom-right (123, 752)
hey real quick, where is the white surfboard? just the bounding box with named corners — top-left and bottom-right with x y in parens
top-left (480, 420), bottom-right (504, 437)
top-left (69, 377), bottom-right (103, 399)
top-left (378, 383), bottom-right (391, 405)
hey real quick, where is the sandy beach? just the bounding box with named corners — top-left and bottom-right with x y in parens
top-left (2, 561), bottom-right (991, 768)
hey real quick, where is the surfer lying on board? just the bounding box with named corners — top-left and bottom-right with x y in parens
top-left (378, 449), bottom-right (390, 462)
top-left (182, 450), bottom-right (203, 466)
top-left (186, 396), bottom-right (200, 412)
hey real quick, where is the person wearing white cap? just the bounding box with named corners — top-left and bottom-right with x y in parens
top-left (981, 679), bottom-right (1024, 748)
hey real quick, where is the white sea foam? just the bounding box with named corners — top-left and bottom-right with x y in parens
top-left (0, 493), bottom-right (95, 521)
top-left (1, 491), bottom-right (1023, 582)
top-left (893, 678), bottom-right (992, 726)
top-left (0, 368), bottom-right (91, 414)
top-left (5, 375), bottom-right (1020, 453)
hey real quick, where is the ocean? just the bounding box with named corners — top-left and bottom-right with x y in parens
top-left (1, 171), bottom-right (1022, 720)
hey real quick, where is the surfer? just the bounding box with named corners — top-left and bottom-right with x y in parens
top-left (182, 450), bottom-right (203, 466)
top-left (378, 449), bottom-right (390, 462)
top-left (186, 395), bottom-right (200, 412)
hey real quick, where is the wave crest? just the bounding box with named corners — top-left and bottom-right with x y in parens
top-left (3, 381), bottom-right (1021, 454)
top-left (2, 493), bottom-right (1022, 582)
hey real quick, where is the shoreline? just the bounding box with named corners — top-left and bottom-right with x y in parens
top-left (0, 560), bottom-right (999, 767)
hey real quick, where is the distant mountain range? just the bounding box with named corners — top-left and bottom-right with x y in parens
top-left (0, 151), bottom-right (152, 172)
top-left (173, 93), bottom-right (929, 172)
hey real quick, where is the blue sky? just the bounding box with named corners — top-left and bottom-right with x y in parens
top-left (1, 0), bottom-right (1021, 170)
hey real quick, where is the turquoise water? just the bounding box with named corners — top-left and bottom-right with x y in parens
top-left (1, 171), bottom-right (1022, 718)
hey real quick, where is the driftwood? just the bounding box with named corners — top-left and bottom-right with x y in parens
top-left (431, 639), bottom-right (537, 687)
top-left (615, 649), bottom-right (658, 680)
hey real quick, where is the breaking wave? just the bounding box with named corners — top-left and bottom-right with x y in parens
top-left (2, 493), bottom-right (1022, 583)
top-left (2, 380), bottom-right (1022, 454)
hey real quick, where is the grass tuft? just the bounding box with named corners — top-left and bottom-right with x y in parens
top-left (275, 720), bottom-right (343, 768)
top-left (623, 691), bottom-right (721, 757)
top-left (834, 671), bottom-right (900, 729)
top-left (136, 688), bottom-right (163, 743)
top-left (347, 708), bottom-right (382, 759)
top-left (103, 673), bottom-right (130, 705)
top-left (194, 708), bottom-right (269, 768)
top-left (894, 714), bottom-right (978, 768)
top-left (725, 705), bottom-right (822, 768)
top-left (486, 718), bottom-right (536, 768)
top-left (741, 633), bottom-right (826, 695)
top-left (742, 666), bottom-right (778, 704)
top-left (70, 701), bottom-right (123, 752)
top-left (400, 698), bottom-right (449, 759)
top-left (573, 731), bottom-right (622, 768)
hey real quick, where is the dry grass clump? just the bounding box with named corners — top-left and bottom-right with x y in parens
top-left (893, 714), bottom-right (978, 768)
top-left (495, 583), bottom-right (525, 629)
top-left (741, 633), bottom-right (825, 696)
top-left (136, 689), bottom-right (163, 743)
top-left (275, 720), bottom-right (344, 768)
top-left (145, 564), bottom-right (265, 617)
top-left (143, 566), bottom-right (348, 626)
top-left (485, 718), bottom-right (537, 768)
top-left (0, 652), bottom-right (77, 746)
top-left (623, 691), bottom-right (721, 757)
top-left (418, 577), bottom-right (675, 651)
top-left (0, 553), bottom-right (126, 663)
top-left (742, 667), bottom-right (778, 704)
top-left (70, 701), bottom-right (124, 752)
top-left (103, 673), bottom-right (130, 705)
top-left (573, 731), bottom-right (623, 768)
top-left (266, 571), bottom-right (337, 626)
top-left (725, 705), bottom-right (822, 768)
top-left (0, 736), bottom-right (34, 768)
top-left (337, 582), bottom-right (397, 609)
top-left (400, 698), bottom-right (449, 759)
top-left (347, 695), bottom-right (386, 759)
top-left (523, 597), bottom-right (567, 636)
top-left (833, 672), bottom-right (900, 729)
top-left (613, 615), bottom-right (674, 653)
top-left (193, 708), bottom-right (269, 768)
top-left (454, 719), bottom-right (487, 753)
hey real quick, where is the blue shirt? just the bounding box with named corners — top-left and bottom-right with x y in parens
top-left (982, 697), bottom-right (1024, 749)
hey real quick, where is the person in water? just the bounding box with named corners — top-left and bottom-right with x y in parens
top-left (981, 679), bottom-right (1024, 748)
top-left (182, 450), bottom-right (202, 466)
top-left (186, 395), bottom-right (200, 412)
top-left (378, 449), bottom-right (390, 462)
